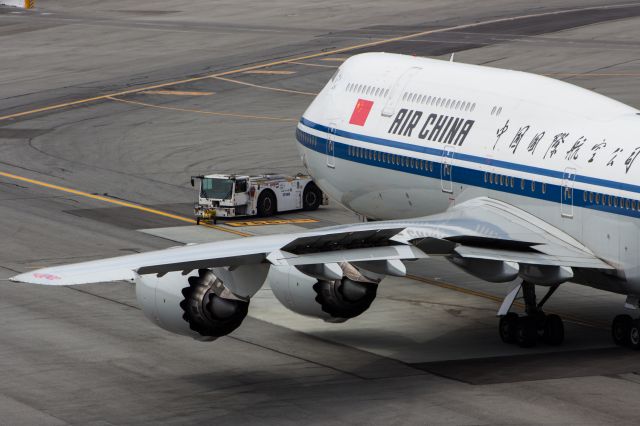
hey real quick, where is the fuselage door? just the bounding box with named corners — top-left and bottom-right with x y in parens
top-left (381, 67), bottom-right (421, 117)
top-left (441, 146), bottom-right (455, 194)
top-left (326, 123), bottom-right (336, 168)
top-left (561, 167), bottom-right (576, 218)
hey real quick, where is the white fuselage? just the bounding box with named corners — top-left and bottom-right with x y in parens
top-left (296, 53), bottom-right (640, 295)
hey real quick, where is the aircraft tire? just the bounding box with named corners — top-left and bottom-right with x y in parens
top-left (612, 314), bottom-right (633, 346)
top-left (629, 320), bottom-right (640, 350)
top-left (499, 312), bottom-right (519, 344)
top-left (515, 316), bottom-right (537, 348)
top-left (542, 314), bottom-right (564, 346)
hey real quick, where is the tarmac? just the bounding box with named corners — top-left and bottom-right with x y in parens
top-left (2, 1), bottom-right (640, 424)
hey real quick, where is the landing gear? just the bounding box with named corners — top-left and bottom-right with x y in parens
top-left (497, 281), bottom-right (564, 348)
top-left (611, 314), bottom-right (640, 349)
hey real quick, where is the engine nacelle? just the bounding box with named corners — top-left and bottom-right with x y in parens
top-left (268, 263), bottom-right (379, 323)
top-left (135, 269), bottom-right (253, 341)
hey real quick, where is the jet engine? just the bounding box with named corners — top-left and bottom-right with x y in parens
top-left (136, 265), bottom-right (268, 341)
top-left (268, 262), bottom-right (380, 323)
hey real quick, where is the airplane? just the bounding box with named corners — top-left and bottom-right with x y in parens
top-left (11, 52), bottom-right (640, 349)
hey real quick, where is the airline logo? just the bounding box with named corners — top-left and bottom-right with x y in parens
top-left (388, 108), bottom-right (475, 146)
top-left (349, 99), bottom-right (374, 126)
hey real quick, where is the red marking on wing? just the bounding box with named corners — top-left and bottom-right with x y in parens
top-left (349, 99), bottom-right (374, 126)
top-left (33, 273), bottom-right (61, 281)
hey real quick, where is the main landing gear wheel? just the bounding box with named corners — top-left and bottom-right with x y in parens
top-left (612, 314), bottom-right (634, 347)
top-left (499, 312), bottom-right (518, 344)
top-left (542, 313), bottom-right (564, 346)
top-left (498, 281), bottom-right (565, 348)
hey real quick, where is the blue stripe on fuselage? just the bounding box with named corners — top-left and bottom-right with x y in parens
top-left (299, 116), bottom-right (640, 194)
top-left (296, 117), bottom-right (640, 219)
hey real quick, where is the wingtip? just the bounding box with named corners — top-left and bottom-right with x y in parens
top-left (9, 271), bottom-right (65, 285)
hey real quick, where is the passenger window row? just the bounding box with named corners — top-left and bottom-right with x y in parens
top-left (348, 145), bottom-right (434, 172)
top-left (296, 129), bottom-right (318, 148)
top-left (402, 92), bottom-right (476, 112)
top-left (583, 191), bottom-right (637, 211)
top-left (485, 172), bottom-right (547, 194)
top-left (346, 83), bottom-right (389, 98)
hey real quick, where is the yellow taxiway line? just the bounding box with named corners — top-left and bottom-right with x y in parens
top-left (141, 90), bottom-right (214, 96)
top-left (242, 70), bottom-right (296, 75)
top-left (212, 76), bottom-right (317, 96)
top-left (107, 96), bottom-right (296, 122)
top-left (0, 171), bottom-right (251, 237)
top-left (0, 3), bottom-right (634, 123)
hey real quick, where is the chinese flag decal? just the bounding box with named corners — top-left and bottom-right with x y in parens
top-left (349, 99), bottom-right (374, 126)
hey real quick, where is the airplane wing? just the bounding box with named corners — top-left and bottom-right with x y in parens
top-left (11, 197), bottom-right (612, 286)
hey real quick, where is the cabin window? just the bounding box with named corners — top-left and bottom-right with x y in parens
top-left (520, 179), bottom-right (525, 190)
top-left (456, 101), bottom-right (462, 110)
top-left (583, 192), bottom-right (587, 202)
top-left (374, 88), bottom-right (380, 96)
top-left (510, 177), bottom-right (514, 188)
top-left (500, 175), bottom-right (505, 186)
top-left (634, 200), bottom-right (637, 211)
top-left (542, 183), bottom-right (546, 194)
top-left (410, 158), bottom-right (415, 168)
top-left (402, 92), bottom-right (408, 101)
top-left (497, 107), bottom-right (503, 115)
top-left (491, 106), bottom-right (497, 115)
top-left (626, 199), bottom-right (631, 209)
top-left (484, 172), bottom-right (488, 183)
top-left (607, 195), bottom-right (611, 206)
top-left (429, 162), bottom-right (433, 172)
top-left (589, 192), bottom-right (594, 203)
top-left (614, 197), bottom-right (618, 207)
top-left (410, 93), bottom-right (416, 102)
top-left (471, 103), bottom-right (476, 112)
top-left (596, 193), bottom-right (600, 204)
top-left (384, 89), bottom-right (390, 97)
top-left (444, 99), bottom-right (451, 108)
top-left (531, 181), bottom-right (535, 192)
